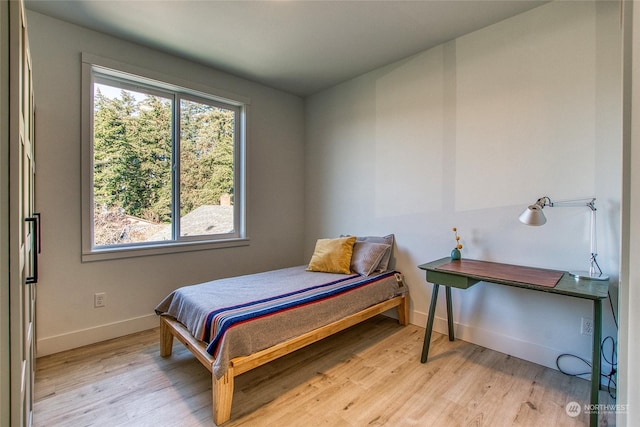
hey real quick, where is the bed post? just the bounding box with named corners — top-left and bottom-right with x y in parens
top-left (213, 366), bottom-right (235, 425)
top-left (397, 295), bottom-right (409, 326)
top-left (159, 316), bottom-right (174, 357)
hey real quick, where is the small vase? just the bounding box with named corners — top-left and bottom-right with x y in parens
top-left (450, 248), bottom-right (461, 260)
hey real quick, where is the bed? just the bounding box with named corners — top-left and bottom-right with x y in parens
top-left (155, 235), bottom-right (409, 424)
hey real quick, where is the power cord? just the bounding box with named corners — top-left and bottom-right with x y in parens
top-left (556, 290), bottom-right (618, 399)
top-left (555, 336), bottom-right (617, 399)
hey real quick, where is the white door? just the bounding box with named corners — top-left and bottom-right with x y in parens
top-left (8, 0), bottom-right (38, 425)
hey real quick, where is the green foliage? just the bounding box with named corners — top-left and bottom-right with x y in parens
top-left (180, 100), bottom-right (235, 217)
top-left (93, 86), bottom-right (235, 239)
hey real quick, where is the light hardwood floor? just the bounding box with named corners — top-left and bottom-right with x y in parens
top-left (34, 316), bottom-right (614, 426)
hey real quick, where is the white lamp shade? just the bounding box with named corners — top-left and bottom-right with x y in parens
top-left (519, 205), bottom-right (547, 226)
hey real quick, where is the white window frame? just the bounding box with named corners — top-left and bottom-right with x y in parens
top-left (81, 53), bottom-right (249, 262)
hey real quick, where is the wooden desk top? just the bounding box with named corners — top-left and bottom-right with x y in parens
top-left (418, 257), bottom-right (610, 300)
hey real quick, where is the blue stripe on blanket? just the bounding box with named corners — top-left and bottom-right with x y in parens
top-left (203, 271), bottom-right (396, 356)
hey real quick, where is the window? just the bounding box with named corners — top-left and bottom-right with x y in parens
top-left (82, 56), bottom-right (247, 260)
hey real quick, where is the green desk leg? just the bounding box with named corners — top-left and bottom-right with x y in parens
top-left (590, 299), bottom-right (602, 427)
top-left (421, 284), bottom-right (455, 363)
top-left (446, 286), bottom-right (454, 341)
top-left (421, 284), bottom-right (439, 363)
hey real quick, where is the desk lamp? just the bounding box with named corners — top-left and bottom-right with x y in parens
top-left (518, 196), bottom-right (608, 281)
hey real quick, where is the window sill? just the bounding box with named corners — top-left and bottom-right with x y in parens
top-left (81, 237), bottom-right (250, 263)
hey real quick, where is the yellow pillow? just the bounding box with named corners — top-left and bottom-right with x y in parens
top-left (306, 236), bottom-right (357, 274)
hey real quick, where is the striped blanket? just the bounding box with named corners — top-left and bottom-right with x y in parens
top-left (204, 272), bottom-right (396, 356)
top-left (155, 265), bottom-right (407, 378)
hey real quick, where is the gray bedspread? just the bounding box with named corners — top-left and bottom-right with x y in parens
top-left (155, 265), bottom-right (407, 378)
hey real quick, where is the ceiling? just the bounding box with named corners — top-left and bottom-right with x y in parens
top-left (25, 0), bottom-right (547, 97)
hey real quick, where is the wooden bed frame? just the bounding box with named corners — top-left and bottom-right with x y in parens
top-left (160, 293), bottom-right (409, 425)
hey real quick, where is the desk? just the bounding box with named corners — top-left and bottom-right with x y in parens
top-left (418, 257), bottom-right (610, 427)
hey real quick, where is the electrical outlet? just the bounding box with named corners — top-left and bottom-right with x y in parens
top-left (94, 292), bottom-right (106, 308)
top-left (581, 317), bottom-right (593, 336)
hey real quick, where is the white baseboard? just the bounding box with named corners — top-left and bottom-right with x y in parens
top-left (36, 313), bottom-right (158, 357)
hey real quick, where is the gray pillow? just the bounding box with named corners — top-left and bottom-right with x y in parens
top-left (350, 242), bottom-right (391, 276)
top-left (356, 234), bottom-right (395, 271)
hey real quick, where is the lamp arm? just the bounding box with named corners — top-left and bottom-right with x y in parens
top-left (547, 197), bottom-right (600, 273)
top-left (588, 207), bottom-right (604, 277)
top-left (545, 197), bottom-right (597, 211)
top-left (552, 197), bottom-right (603, 277)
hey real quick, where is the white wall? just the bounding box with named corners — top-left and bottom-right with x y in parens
top-left (26, 11), bottom-right (306, 356)
top-left (305, 1), bottom-right (621, 377)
